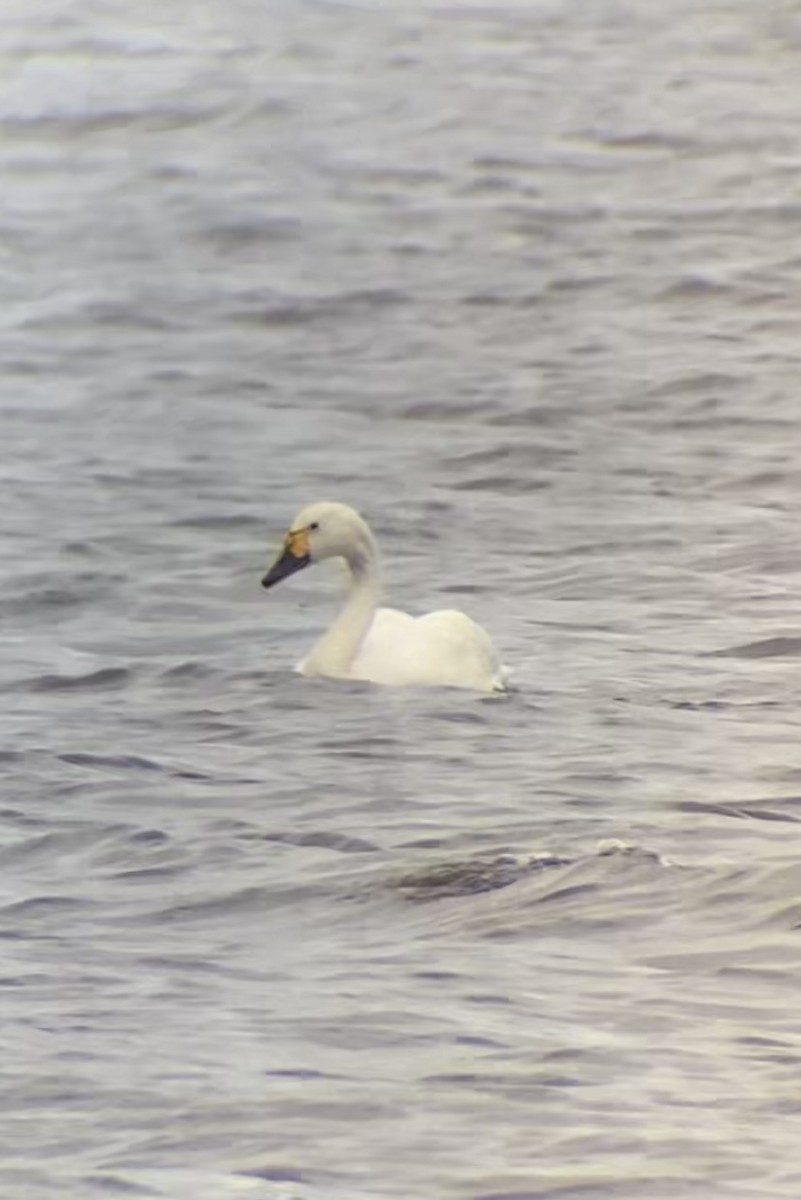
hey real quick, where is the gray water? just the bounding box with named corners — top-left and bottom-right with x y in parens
top-left (4, 1), bottom-right (801, 1197)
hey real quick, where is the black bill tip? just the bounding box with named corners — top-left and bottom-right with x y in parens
top-left (261, 546), bottom-right (311, 589)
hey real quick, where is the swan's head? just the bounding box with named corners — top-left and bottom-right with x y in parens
top-left (261, 501), bottom-right (375, 589)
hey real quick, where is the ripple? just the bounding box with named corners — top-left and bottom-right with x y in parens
top-left (259, 830), bottom-right (379, 854)
top-left (59, 752), bottom-right (163, 772)
top-left (0, 895), bottom-right (95, 921)
top-left (229, 287), bottom-right (408, 328)
top-left (714, 636), bottom-right (801, 659)
top-left (9, 667), bottom-right (131, 693)
top-left (394, 852), bottom-right (565, 901)
top-left (451, 475), bottom-right (550, 494)
top-left (659, 275), bottom-right (734, 300)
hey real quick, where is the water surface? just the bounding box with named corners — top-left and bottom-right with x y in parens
top-left (3, 1), bottom-right (801, 1197)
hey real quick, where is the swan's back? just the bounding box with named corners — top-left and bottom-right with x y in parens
top-left (352, 607), bottom-right (504, 692)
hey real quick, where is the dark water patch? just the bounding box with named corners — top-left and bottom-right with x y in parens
top-left (59, 752), bottom-right (163, 773)
top-left (472, 1192), bottom-right (545, 1200)
top-left (451, 475), bottom-right (550, 495)
top-left (545, 273), bottom-right (619, 296)
top-left (461, 171), bottom-right (537, 198)
top-left (586, 129), bottom-right (698, 152)
top-left (260, 830), bottom-right (379, 854)
top-left (486, 404), bottom-right (572, 428)
top-left (204, 215), bottom-right (302, 250)
top-left (137, 953), bottom-right (263, 980)
top-left (454, 1033), bottom-right (504, 1048)
top-left (10, 668), bottom-right (131, 694)
top-left (713, 636), bottom-right (801, 659)
top-left (20, 298), bottom-right (178, 334)
top-left (112, 865), bottom-right (187, 883)
top-left (423, 708), bottom-right (487, 725)
top-left (61, 540), bottom-right (106, 558)
top-left (675, 798), bottom-right (801, 824)
top-left (0, 806), bottom-right (55, 829)
top-left (436, 582), bottom-right (496, 596)
top-left (395, 853), bottom-right (564, 901)
top-left (716, 468), bottom-right (791, 492)
top-left (264, 1067), bottom-right (341, 1080)
top-left (659, 275), bottom-right (735, 300)
top-left (128, 829), bottom-right (170, 845)
top-left (506, 202), bottom-right (609, 231)
top-left (461, 290), bottom-right (544, 308)
top-left (317, 740), bottom-right (403, 762)
top-left (399, 400), bottom-right (487, 422)
top-left (645, 371), bottom-right (744, 398)
top-left (166, 765), bottom-right (213, 781)
top-left (399, 836), bottom-right (449, 850)
top-left (158, 661), bottom-right (214, 682)
top-left (738, 1034), bottom-right (794, 1050)
top-left (169, 512), bottom-right (264, 531)
top-left (2, 584), bottom-right (113, 615)
top-left (163, 700), bottom-right (245, 725)
top-left (237, 1164), bottom-right (307, 1183)
top-left (669, 412), bottom-right (790, 434)
top-left (1, 103), bottom-right (229, 137)
top-left (84, 1174), bottom-right (162, 1197)
top-left (413, 968), bottom-right (461, 982)
top-left (533, 881), bottom-right (600, 907)
top-left (230, 287), bottom-right (407, 328)
top-left (463, 994), bottom-right (515, 1009)
top-left (720, 964), bottom-right (801, 987)
top-left (0, 895), bottom-right (96, 920)
top-left (442, 444), bottom-right (567, 470)
top-left (85, 300), bottom-right (183, 331)
top-left (423, 1070), bottom-right (584, 1095)
top-left (471, 153), bottom-right (541, 173)
top-left (57, 752), bottom-right (213, 783)
top-left (356, 164), bottom-right (445, 188)
top-left (0, 971), bottom-right (55, 989)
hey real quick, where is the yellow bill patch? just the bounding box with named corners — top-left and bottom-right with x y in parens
top-left (286, 527), bottom-right (311, 559)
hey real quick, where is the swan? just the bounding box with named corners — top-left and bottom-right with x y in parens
top-left (261, 501), bottom-right (504, 692)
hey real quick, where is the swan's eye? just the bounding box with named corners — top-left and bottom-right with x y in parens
top-left (309, 521), bottom-right (320, 532)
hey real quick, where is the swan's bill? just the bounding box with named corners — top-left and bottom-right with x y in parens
top-left (262, 528), bottom-right (311, 589)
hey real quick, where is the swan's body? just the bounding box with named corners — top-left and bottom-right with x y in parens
top-left (261, 501), bottom-right (504, 693)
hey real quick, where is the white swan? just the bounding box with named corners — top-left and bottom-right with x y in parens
top-left (261, 501), bottom-right (504, 692)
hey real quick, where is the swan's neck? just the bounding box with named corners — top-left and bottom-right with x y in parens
top-left (303, 548), bottom-right (380, 677)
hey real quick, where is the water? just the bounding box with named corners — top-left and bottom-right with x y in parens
top-left (3, 0), bottom-right (801, 1196)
